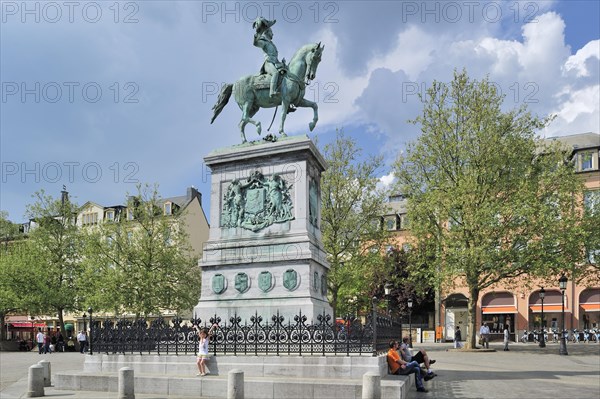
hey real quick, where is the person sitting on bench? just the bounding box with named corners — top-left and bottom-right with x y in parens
top-left (399, 336), bottom-right (436, 376)
top-left (387, 340), bottom-right (431, 393)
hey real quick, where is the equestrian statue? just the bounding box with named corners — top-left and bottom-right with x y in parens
top-left (210, 17), bottom-right (324, 143)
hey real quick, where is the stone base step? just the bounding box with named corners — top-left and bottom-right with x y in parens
top-left (55, 371), bottom-right (410, 399)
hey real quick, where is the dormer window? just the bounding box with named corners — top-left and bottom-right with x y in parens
top-left (384, 215), bottom-right (398, 231)
top-left (127, 209), bottom-right (134, 221)
top-left (106, 210), bottom-right (115, 221)
top-left (164, 202), bottom-right (172, 215)
top-left (577, 150), bottom-right (597, 172)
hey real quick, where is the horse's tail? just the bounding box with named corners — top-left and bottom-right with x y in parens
top-left (210, 83), bottom-right (233, 124)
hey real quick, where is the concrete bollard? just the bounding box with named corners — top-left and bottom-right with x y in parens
top-left (227, 369), bottom-right (244, 399)
top-left (27, 364), bottom-right (45, 397)
top-left (362, 371), bottom-right (381, 399)
top-left (38, 359), bottom-right (51, 387)
top-left (118, 367), bottom-right (135, 399)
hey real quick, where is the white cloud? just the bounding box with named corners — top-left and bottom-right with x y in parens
top-left (379, 172), bottom-right (396, 188)
top-left (334, 11), bottom-right (599, 147)
top-left (564, 40), bottom-right (600, 77)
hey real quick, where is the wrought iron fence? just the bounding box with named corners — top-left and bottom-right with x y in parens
top-left (90, 305), bottom-right (402, 357)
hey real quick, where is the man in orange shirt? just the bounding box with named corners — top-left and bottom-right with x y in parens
top-left (387, 340), bottom-right (429, 393)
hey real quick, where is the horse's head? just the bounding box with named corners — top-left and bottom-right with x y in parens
top-left (305, 42), bottom-right (324, 82)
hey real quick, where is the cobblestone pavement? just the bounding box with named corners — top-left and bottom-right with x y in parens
top-left (406, 342), bottom-right (600, 399)
top-left (0, 350), bottom-right (86, 391)
top-left (1, 342), bottom-right (599, 398)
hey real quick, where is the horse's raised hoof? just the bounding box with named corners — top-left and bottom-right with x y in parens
top-left (309, 122), bottom-right (316, 131)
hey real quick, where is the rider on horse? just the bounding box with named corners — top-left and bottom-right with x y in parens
top-left (253, 17), bottom-right (286, 98)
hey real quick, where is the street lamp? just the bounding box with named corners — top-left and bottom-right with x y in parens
top-left (87, 307), bottom-right (93, 355)
top-left (82, 313), bottom-right (87, 333)
top-left (384, 282), bottom-right (392, 316)
top-left (559, 274), bottom-right (568, 356)
top-left (539, 287), bottom-right (546, 348)
top-left (30, 316), bottom-right (35, 350)
top-left (407, 298), bottom-right (413, 348)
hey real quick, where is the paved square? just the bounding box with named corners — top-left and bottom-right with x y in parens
top-left (406, 342), bottom-right (600, 399)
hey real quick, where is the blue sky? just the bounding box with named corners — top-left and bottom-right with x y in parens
top-left (1, 0), bottom-right (599, 223)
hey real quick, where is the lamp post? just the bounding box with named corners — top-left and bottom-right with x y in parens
top-left (82, 313), bottom-right (87, 333)
top-left (559, 274), bottom-right (568, 356)
top-left (539, 287), bottom-right (546, 348)
top-left (30, 316), bottom-right (35, 349)
top-left (87, 307), bottom-right (93, 355)
top-left (408, 298), bottom-right (413, 348)
top-left (384, 282), bottom-right (392, 316)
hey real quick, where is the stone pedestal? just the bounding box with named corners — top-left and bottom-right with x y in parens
top-left (194, 135), bottom-right (332, 323)
top-left (118, 367), bottom-right (135, 399)
top-left (38, 359), bottom-right (51, 387)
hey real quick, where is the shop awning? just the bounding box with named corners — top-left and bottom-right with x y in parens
top-left (9, 323), bottom-right (47, 328)
top-left (482, 306), bottom-right (518, 314)
top-left (580, 289), bottom-right (600, 312)
top-left (529, 305), bottom-right (568, 313)
top-left (580, 303), bottom-right (600, 312)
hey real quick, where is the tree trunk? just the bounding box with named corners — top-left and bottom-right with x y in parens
top-left (0, 312), bottom-right (6, 341)
top-left (466, 286), bottom-right (479, 349)
top-left (330, 287), bottom-right (338, 321)
top-left (57, 309), bottom-right (65, 337)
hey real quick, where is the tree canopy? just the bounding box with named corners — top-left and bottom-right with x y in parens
top-left (394, 69), bottom-right (591, 348)
top-left (82, 184), bottom-right (201, 317)
top-left (320, 130), bottom-right (390, 319)
top-left (24, 189), bottom-right (86, 336)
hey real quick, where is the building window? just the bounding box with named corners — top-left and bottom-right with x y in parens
top-left (399, 214), bottom-right (409, 230)
top-left (577, 151), bottom-right (596, 172)
top-left (389, 194), bottom-right (405, 202)
top-left (384, 215), bottom-right (398, 231)
top-left (105, 210), bottom-right (115, 221)
top-left (81, 212), bottom-right (98, 226)
top-left (127, 209), bottom-right (134, 221)
top-left (588, 249), bottom-right (599, 265)
top-left (164, 202), bottom-right (172, 216)
top-left (584, 190), bottom-right (600, 215)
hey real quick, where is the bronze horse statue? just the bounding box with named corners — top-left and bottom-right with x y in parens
top-left (211, 42), bottom-right (324, 143)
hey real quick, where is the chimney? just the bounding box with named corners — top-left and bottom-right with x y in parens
top-left (61, 185), bottom-right (69, 205)
top-left (187, 186), bottom-right (201, 204)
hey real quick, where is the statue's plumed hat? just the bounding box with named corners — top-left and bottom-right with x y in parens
top-left (253, 17), bottom-right (276, 32)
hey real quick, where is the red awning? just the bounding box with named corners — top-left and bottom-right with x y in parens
top-left (482, 306), bottom-right (518, 314)
top-left (9, 323), bottom-right (47, 328)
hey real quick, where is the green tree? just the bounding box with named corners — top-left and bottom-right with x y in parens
top-left (25, 190), bottom-right (85, 336)
top-left (83, 184), bottom-right (201, 317)
top-left (394, 70), bottom-right (589, 348)
top-left (582, 190), bottom-right (600, 278)
top-left (320, 130), bottom-right (389, 319)
top-left (0, 212), bottom-right (27, 340)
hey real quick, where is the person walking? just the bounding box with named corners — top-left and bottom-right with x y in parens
top-left (480, 322), bottom-right (490, 349)
top-left (454, 326), bottom-right (463, 349)
top-left (35, 328), bottom-right (44, 354)
top-left (43, 332), bottom-right (51, 354)
top-left (57, 332), bottom-right (65, 352)
top-left (503, 324), bottom-right (510, 351)
top-left (77, 330), bottom-right (87, 354)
